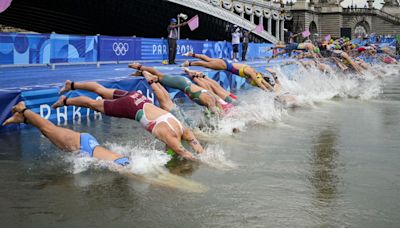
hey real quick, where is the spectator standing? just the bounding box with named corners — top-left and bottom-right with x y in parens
top-left (231, 25), bottom-right (242, 62)
top-left (241, 29), bottom-right (249, 61)
top-left (167, 18), bottom-right (187, 64)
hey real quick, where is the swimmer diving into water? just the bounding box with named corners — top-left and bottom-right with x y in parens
top-left (53, 80), bottom-right (204, 160)
top-left (181, 52), bottom-right (274, 91)
top-left (128, 62), bottom-right (224, 116)
top-left (3, 101), bottom-right (130, 166)
top-left (182, 67), bottom-right (238, 105)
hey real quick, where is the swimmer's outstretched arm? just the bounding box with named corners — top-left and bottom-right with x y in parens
top-left (182, 128), bottom-right (205, 154)
top-left (165, 136), bottom-right (197, 161)
top-left (247, 71), bottom-right (270, 91)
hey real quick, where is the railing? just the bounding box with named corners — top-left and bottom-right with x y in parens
top-left (342, 8), bottom-right (400, 24)
top-left (233, 0), bottom-right (282, 10)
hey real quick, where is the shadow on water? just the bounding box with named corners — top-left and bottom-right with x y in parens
top-left (0, 132), bottom-right (23, 160)
top-left (308, 127), bottom-right (340, 224)
top-left (165, 158), bottom-right (200, 177)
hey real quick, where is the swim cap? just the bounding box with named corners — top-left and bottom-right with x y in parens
top-left (357, 47), bottom-right (366, 52)
top-left (314, 47), bottom-right (320, 54)
top-left (166, 148), bottom-right (176, 156)
top-left (383, 57), bottom-right (395, 64)
top-left (170, 18), bottom-right (177, 23)
top-left (114, 157), bottom-right (130, 166)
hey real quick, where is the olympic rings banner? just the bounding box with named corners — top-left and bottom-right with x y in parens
top-left (98, 36), bottom-right (136, 62)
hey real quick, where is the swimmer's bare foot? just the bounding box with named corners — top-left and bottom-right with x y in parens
top-left (142, 71), bottom-right (158, 82)
top-left (182, 67), bottom-right (195, 77)
top-left (2, 113), bottom-right (24, 126)
top-left (52, 95), bottom-right (67, 109)
top-left (12, 101), bottom-right (26, 114)
top-left (130, 70), bottom-right (143, 77)
top-left (128, 62), bottom-right (141, 69)
top-left (181, 60), bottom-right (190, 67)
top-left (182, 52), bottom-right (193, 57)
top-left (59, 80), bottom-right (72, 94)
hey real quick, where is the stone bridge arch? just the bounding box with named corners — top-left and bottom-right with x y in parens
top-left (309, 21), bottom-right (318, 41)
top-left (348, 16), bottom-right (372, 38)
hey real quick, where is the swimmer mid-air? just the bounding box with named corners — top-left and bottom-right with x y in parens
top-left (182, 67), bottom-right (237, 106)
top-left (128, 62), bottom-right (224, 116)
top-left (52, 80), bottom-right (204, 160)
top-left (181, 52), bottom-right (274, 91)
top-left (3, 101), bottom-right (130, 166)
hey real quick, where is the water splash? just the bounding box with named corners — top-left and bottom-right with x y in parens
top-left (197, 144), bottom-right (238, 171)
top-left (207, 62), bottom-right (386, 135)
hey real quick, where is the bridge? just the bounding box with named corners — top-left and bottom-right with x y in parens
top-left (0, 0), bottom-right (290, 43)
top-left (166, 0), bottom-right (293, 43)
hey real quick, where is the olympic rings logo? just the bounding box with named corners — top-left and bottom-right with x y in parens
top-left (112, 42), bottom-right (129, 56)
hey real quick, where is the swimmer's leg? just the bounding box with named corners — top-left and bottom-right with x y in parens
top-left (60, 80), bottom-right (116, 99)
top-left (158, 74), bottom-right (193, 91)
top-left (5, 102), bottom-right (81, 151)
top-left (274, 44), bottom-right (286, 49)
top-left (52, 95), bottom-right (105, 113)
top-left (5, 102), bottom-right (126, 164)
top-left (92, 146), bottom-right (126, 163)
top-left (191, 53), bottom-right (213, 62)
top-left (143, 71), bottom-right (174, 111)
top-left (193, 78), bottom-right (213, 92)
top-left (183, 59), bottom-right (225, 70)
top-left (204, 77), bottom-right (232, 101)
top-left (129, 63), bottom-right (164, 77)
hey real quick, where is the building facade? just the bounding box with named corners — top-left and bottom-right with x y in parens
top-left (287, 0), bottom-right (400, 40)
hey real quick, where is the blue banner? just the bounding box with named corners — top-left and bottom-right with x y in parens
top-left (50, 34), bottom-right (98, 63)
top-left (0, 32), bottom-right (278, 65)
top-left (0, 33), bottom-right (51, 65)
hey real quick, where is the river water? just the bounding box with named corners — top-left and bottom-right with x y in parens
top-left (0, 64), bottom-right (399, 227)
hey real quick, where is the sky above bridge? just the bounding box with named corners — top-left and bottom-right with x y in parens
top-left (340, 0), bottom-right (384, 8)
top-left (286, 0), bottom-right (385, 9)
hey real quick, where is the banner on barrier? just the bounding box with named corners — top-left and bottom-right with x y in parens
top-left (98, 36), bottom-right (135, 62)
top-left (0, 32), bottom-right (277, 65)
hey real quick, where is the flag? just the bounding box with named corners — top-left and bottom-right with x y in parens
top-left (324, 34), bottom-right (331, 41)
top-left (302, 30), bottom-right (311, 38)
top-left (187, 15), bottom-right (199, 31)
top-left (0, 0), bottom-right (12, 13)
top-left (254, 23), bottom-right (264, 33)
